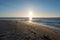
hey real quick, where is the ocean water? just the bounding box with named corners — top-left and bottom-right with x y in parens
top-left (32, 18), bottom-right (60, 29)
top-left (0, 18), bottom-right (60, 29)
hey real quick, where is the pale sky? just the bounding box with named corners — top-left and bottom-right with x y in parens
top-left (0, 0), bottom-right (60, 17)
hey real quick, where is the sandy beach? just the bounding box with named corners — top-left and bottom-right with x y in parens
top-left (0, 20), bottom-right (60, 40)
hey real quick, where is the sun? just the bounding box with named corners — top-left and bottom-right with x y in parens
top-left (28, 11), bottom-right (33, 22)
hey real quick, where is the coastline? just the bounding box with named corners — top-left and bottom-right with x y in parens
top-left (31, 22), bottom-right (60, 30)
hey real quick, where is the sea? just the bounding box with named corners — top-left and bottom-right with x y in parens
top-left (0, 18), bottom-right (60, 29)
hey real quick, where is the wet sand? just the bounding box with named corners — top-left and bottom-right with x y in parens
top-left (0, 20), bottom-right (60, 40)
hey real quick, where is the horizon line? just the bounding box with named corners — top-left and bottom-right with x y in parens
top-left (0, 17), bottom-right (60, 18)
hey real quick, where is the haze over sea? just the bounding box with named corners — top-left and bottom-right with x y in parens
top-left (0, 18), bottom-right (60, 29)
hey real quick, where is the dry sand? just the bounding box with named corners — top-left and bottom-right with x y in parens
top-left (0, 20), bottom-right (60, 40)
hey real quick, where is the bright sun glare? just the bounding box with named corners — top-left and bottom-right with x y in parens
top-left (29, 11), bottom-right (33, 22)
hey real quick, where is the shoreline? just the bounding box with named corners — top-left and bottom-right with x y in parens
top-left (31, 22), bottom-right (60, 30)
top-left (0, 20), bottom-right (60, 30)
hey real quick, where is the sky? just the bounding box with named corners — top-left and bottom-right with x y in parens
top-left (0, 0), bottom-right (60, 17)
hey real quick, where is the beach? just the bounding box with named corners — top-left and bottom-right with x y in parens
top-left (0, 20), bottom-right (60, 40)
